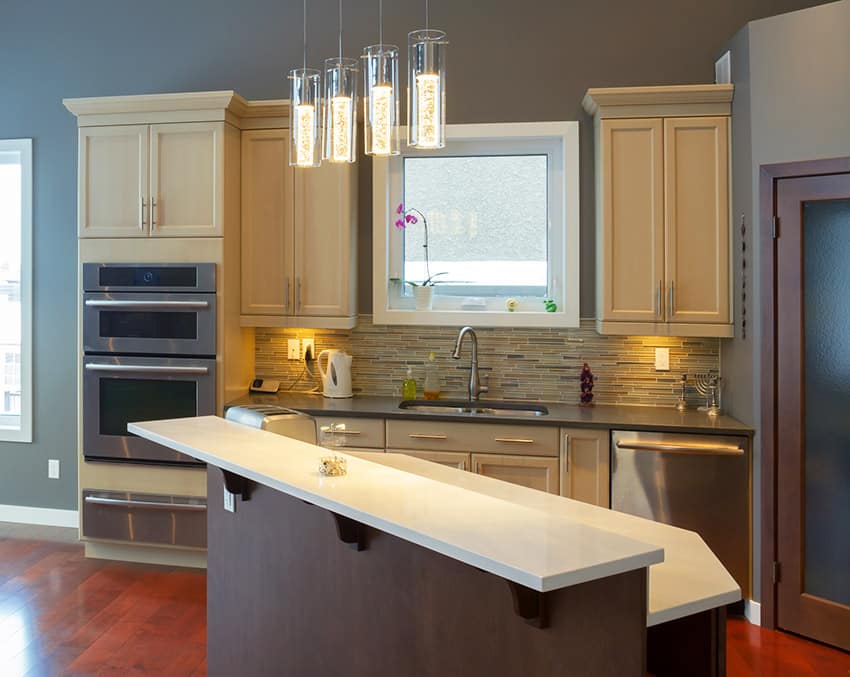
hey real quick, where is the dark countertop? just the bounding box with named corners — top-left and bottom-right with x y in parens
top-left (227, 392), bottom-right (754, 436)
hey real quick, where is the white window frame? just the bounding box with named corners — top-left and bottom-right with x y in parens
top-left (373, 122), bottom-right (579, 327)
top-left (0, 139), bottom-right (33, 443)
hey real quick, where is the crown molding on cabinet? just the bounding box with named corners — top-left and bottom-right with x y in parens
top-left (582, 84), bottom-right (734, 119)
top-left (63, 90), bottom-right (291, 128)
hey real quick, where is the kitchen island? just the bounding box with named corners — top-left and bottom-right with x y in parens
top-left (130, 416), bottom-right (739, 677)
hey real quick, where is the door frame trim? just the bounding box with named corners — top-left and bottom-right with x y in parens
top-left (759, 155), bottom-right (850, 629)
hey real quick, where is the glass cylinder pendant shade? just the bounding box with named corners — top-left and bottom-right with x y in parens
top-left (362, 45), bottom-right (400, 156)
top-left (322, 57), bottom-right (358, 163)
top-left (407, 29), bottom-right (447, 149)
top-left (289, 68), bottom-right (322, 168)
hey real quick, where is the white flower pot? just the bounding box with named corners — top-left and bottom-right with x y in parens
top-left (413, 285), bottom-right (434, 310)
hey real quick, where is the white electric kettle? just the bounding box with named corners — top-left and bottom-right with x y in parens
top-left (317, 349), bottom-right (353, 398)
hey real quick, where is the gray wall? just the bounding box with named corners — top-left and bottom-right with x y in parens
top-left (721, 0), bottom-right (850, 601)
top-left (0, 0), bottom-right (829, 511)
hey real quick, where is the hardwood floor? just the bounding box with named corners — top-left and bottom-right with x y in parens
top-left (1, 523), bottom-right (848, 676)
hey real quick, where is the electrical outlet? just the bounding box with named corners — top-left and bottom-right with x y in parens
top-left (302, 337), bottom-right (315, 361)
top-left (48, 459), bottom-right (60, 479)
top-left (223, 487), bottom-right (236, 513)
top-left (287, 339), bottom-right (301, 360)
top-left (655, 347), bottom-right (670, 371)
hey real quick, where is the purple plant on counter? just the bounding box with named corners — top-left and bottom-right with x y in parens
top-left (580, 362), bottom-right (595, 406)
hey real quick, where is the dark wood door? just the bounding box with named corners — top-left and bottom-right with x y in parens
top-left (775, 172), bottom-right (850, 651)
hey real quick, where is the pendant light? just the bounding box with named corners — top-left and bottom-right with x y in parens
top-left (363, 0), bottom-right (400, 156)
top-left (323, 0), bottom-right (358, 163)
top-left (289, 0), bottom-right (322, 168)
top-left (407, 0), bottom-right (448, 149)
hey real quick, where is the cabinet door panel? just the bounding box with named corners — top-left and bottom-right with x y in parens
top-left (294, 163), bottom-right (356, 318)
top-left (599, 118), bottom-right (664, 322)
top-left (388, 449), bottom-right (470, 471)
top-left (664, 117), bottom-right (730, 324)
top-left (561, 427), bottom-right (610, 507)
top-left (471, 454), bottom-right (559, 494)
top-left (150, 122), bottom-right (223, 237)
top-left (241, 129), bottom-right (294, 315)
top-left (79, 126), bottom-right (148, 238)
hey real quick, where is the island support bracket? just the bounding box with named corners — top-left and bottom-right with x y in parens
top-left (507, 581), bottom-right (548, 629)
top-left (221, 469), bottom-right (253, 501)
top-left (332, 513), bottom-right (366, 551)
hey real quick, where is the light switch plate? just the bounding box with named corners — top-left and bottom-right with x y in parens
top-left (224, 487), bottom-right (236, 513)
top-left (655, 347), bottom-right (670, 371)
top-left (287, 339), bottom-right (301, 360)
top-left (48, 459), bottom-right (60, 479)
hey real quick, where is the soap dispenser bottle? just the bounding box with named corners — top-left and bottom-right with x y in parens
top-left (402, 367), bottom-right (417, 400)
top-left (423, 352), bottom-right (440, 400)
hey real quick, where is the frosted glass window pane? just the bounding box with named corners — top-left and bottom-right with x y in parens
top-left (0, 162), bottom-right (22, 428)
top-left (402, 155), bottom-right (548, 296)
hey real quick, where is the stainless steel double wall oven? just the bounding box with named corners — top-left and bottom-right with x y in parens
top-left (82, 263), bottom-right (216, 466)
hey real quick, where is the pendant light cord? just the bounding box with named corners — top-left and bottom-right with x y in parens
top-left (379, 0), bottom-right (383, 46)
top-left (302, 0), bottom-right (307, 71)
top-left (426, 0), bottom-right (429, 30)
top-left (338, 0), bottom-right (343, 60)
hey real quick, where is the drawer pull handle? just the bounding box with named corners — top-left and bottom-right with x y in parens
top-left (84, 496), bottom-right (207, 511)
top-left (615, 441), bottom-right (744, 456)
top-left (495, 437), bottom-right (535, 444)
top-left (334, 430), bottom-right (362, 436)
top-left (409, 433), bottom-right (448, 440)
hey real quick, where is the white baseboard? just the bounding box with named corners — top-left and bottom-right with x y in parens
top-left (745, 599), bottom-right (761, 626)
top-left (0, 504), bottom-right (79, 528)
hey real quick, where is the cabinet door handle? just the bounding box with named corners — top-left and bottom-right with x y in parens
top-left (139, 197), bottom-right (147, 231)
top-left (151, 197), bottom-right (158, 228)
top-left (284, 278), bottom-right (291, 314)
top-left (494, 437), bottom-right (534, 444)
top-left (295, 277), bottom-right (301, 313)
top-left (656, 280), bottom-right (662, 318)
top-left (669, 280), bottom-right (675, 316)
top-left (408, 433), bottom-right (447, 440)
top-left (563, 434), bottom-right (570, 473)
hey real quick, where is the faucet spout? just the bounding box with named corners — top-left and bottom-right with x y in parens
top-left (451, 326), bottom-right (488, 401)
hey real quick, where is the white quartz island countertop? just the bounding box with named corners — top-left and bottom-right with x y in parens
top-left (129, 416), bottom-right (740, 624)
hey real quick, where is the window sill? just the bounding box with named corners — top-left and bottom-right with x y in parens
top-left (373, 307), bottom-right (579, 328)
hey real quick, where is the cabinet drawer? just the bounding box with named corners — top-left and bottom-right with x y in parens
top-left (387, 449), bottom-right (471, 471)
top-left (387, 420), bottom-right (558, 457)
top-left (315, 416), bottom-right (385, 450)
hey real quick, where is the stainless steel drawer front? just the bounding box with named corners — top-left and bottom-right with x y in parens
top-left (82, 490), bottom-right (207, 549)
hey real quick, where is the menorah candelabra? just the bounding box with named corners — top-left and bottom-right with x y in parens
top-left (693, 372), bottom-right (722, 417)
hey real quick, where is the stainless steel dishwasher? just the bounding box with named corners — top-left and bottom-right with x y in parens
top-left (611, 430), bottom-right (750, 597)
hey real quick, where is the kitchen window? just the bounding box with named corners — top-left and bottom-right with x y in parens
top-left (0, 139), bottom-right (32, 442)
top-left (373, 122), bottom-right (579, 327)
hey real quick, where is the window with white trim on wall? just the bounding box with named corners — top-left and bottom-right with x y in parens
top-left (373, 122), bottom-right (579, 327)
top-left (0, 139), bottom-right (33, 443)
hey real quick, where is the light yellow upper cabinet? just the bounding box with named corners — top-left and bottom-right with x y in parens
top-left (584, 84), bottom-right (734, 338)
top-left (149, 122), bottom-right (224, 237)
top-left (560, 427), bottom-right (610, 507)
top-left (78, 126), bottom-right (148, 238)
top-left (241, 129), bottom-right (294, 316)
top-left (664, 117), bottom-right (730, 325)
top-left (240, 131), bottom-right (358, 329)
top-left (294, 163), bottom-right (357, 320)
top-left (598, 118), bottom-right (664, 323)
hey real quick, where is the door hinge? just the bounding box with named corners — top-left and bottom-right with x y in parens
top-left (772, 216), bottom-right (780, 239)
top-left (772, 561), bottom-right (781, 584)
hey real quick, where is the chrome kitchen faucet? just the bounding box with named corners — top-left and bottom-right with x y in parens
top-left (452, 326), bottom-right (489, 401)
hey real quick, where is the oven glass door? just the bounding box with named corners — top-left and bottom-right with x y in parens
top-left (83, 356), bottom-right (215, 465)
top-left (83, 292), bottom-right (216, 355)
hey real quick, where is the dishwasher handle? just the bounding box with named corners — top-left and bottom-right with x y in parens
top-left (615, 440), bottom-right (744, 456)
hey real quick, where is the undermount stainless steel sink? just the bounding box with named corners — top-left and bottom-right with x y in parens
top-left (398, 400), bottom-right (549, 417)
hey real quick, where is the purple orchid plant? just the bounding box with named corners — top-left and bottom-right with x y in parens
top-left (394, 203), bottom-right (447, 287)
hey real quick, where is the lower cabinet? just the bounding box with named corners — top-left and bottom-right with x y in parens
top-left (471, 453), bottom-right (560, 495)
top-left (388, 449), bottom-right (470, 471)
top-left (560, 427), bottom-right (610, 507)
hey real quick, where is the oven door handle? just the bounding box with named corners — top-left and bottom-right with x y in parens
top-left (84, 300), bottom-right (211, 309)
top-left (84, 496), bottom-right (207, 511)
top-left (84, 363), bottom-right (210, 375)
